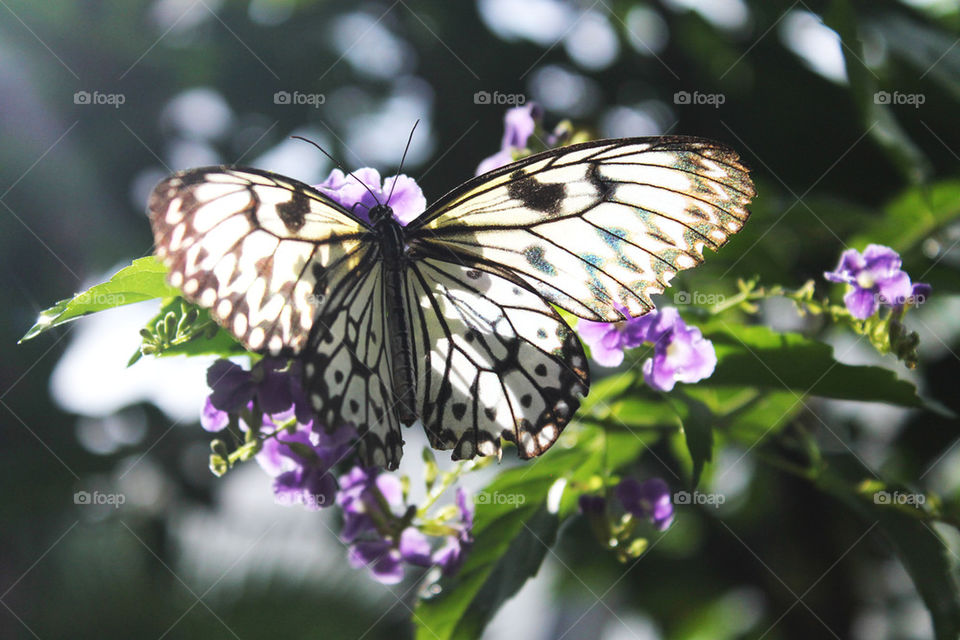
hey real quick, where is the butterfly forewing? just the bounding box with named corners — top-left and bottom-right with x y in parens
top-left (407, 137), bottom-right (755, 322)
top-left (404, 258), bottom-right (588, 459)
top-left (149, 167), bottom-right (370, 355)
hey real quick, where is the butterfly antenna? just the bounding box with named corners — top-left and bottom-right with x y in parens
top-left (290, 135), bottom-right (380, 206)
top-left (386, 119), bottom-right (419, 206)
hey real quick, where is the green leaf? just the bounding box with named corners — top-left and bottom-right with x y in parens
top-left (20, 257), bottom-right (177, 342)
top-left (414, 428), bottom-right (648, 640)
top-left (849, 179), bottom-right (960, 252)
top-left (703, 323), bottom-right (923, 408)
top-left (676, 393), bottom-right (714, 488)
top-left (814, 453), bottom-right (960, 640)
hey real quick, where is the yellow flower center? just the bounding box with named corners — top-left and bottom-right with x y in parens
top-left (856, 271), bottom-right (875, 290)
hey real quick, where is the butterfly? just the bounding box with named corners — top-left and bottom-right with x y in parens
top-left (149, 135), bottom-right (754, 470)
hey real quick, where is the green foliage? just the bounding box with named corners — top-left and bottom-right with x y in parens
top-left (704, 323), bottom-right (924, 407)
top-left (130, 297), bottom-right (245, 365)
top-left (414, 427), bottom-right (650, 640)
top-left (19, 257), bottom-right (177, 342)
top-left (850, 179), bottom-right (960, 251)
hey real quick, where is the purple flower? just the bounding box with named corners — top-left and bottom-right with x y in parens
top-left (200, 397), bottom-right (230, 432)
top-left (432, 488), bottom-right (475, 575)
top-left (348, 540), bottom-right (404, 585)
top-left (577, 308), bottom-right (651, 367)
top-left (616, 477), bottom-right (673, 531)
top-left (337, 470), bottom-right (475, 583)
top-left (578, 307), bottom-right (716, 392)
top-left (337, 466), bottom-right (405, 542)
top-left (315, 167), bottom-right (425, 226)
top-left (476, 103), bottom-right (543, 175)
top-left (641, 308), bottom-right (717, 393)
top-left (257, 422), bottom-right (355, 510)
top-left (906, 282), bottom-right (932, 309)
top-left (202, 357), bottom-right (310, 432)
top-left (824, 244), bottom-right (923, 319)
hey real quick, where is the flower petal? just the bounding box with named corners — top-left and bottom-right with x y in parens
top-left (200, 397), bottom-right (229, 432)
top-left (578, 320), bottom-right (625, 367)
top-left (844, 287), bottom-right (878, 319)
top-left (875, 271), bottom-right (913, 307)
top-left (382, 174), bottom-right (427, 225)
top-left (206, 359), bottom-right (255, 412)
top-left (475, 149), bottom-right (514, 176)
top-left (398, 528), bottom-right (433, 566)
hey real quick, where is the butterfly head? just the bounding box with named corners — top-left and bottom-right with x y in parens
top-left (368, 203), bottom-right (395, 225)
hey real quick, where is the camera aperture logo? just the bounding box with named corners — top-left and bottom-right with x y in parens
top-left (873, 490), bottom-right (925, 507)
top-left (74, 90), bottom-right (125, 109)
top-left (673, 90), bottom-right (725, 108)
top-left (74, 490), bottom-right (126, 508)
top-left (874, 91), bottom-right (924, 109)
top-left (673, 490), bottom-right (725, 508)
top-left (274, 91), bottom-right (326, 108)
top-left (474, 90), bottom-right (526, 106)
top-left (474, 491), bottom-right (525, 506)
top-left (673, 291), bottom-right (725, 306)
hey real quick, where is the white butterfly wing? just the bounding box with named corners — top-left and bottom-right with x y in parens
top-left (407, 137), bottom-right (755, 321)
top-left (404, 258), bottom-right (588, 460)
top-left (150, 167), bottom-right (370, 355)
top-left (302, 251), bottom-right (404, 469)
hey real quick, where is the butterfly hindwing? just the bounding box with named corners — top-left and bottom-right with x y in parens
top-left (405, 258), bottom-right (588, 459)
top-left (407, 137), bottom-right (755, 322)
top-left (150, 167), bottom-right (370, 355)
top-left (302, 251), bottom-right (404, 469)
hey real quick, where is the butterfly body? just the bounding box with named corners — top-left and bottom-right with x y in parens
top-left (371, 205), bottom-right (419, 425)
top-left (150, 136), bottom-right (755, 469)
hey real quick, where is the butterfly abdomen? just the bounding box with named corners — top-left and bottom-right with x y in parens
top-left (376, 212), bottom-right (419, 426)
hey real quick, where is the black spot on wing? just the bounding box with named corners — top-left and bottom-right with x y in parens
top-left (276, 191), bottom-right (309, 231)
top-left (507, 170), bottom-right (565, 214)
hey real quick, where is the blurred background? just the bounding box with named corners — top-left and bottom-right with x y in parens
top-left (3, 0), bottom-right (960, 638)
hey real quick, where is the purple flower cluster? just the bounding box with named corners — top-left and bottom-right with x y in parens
top-left (824, 244), bottom-right (930, 319)
top-left (201, 357), bottom-right (313, 431)
top-left (202, 357), bottom-right (352, 510)
top-left (338, 468), bottom-right (474, 584)
top-left (315, 167), bottom-right (425, 226)
top-left (578, 307), bottom-right (717, 392)
top-left (579, 476), bottom-right (674, 531)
